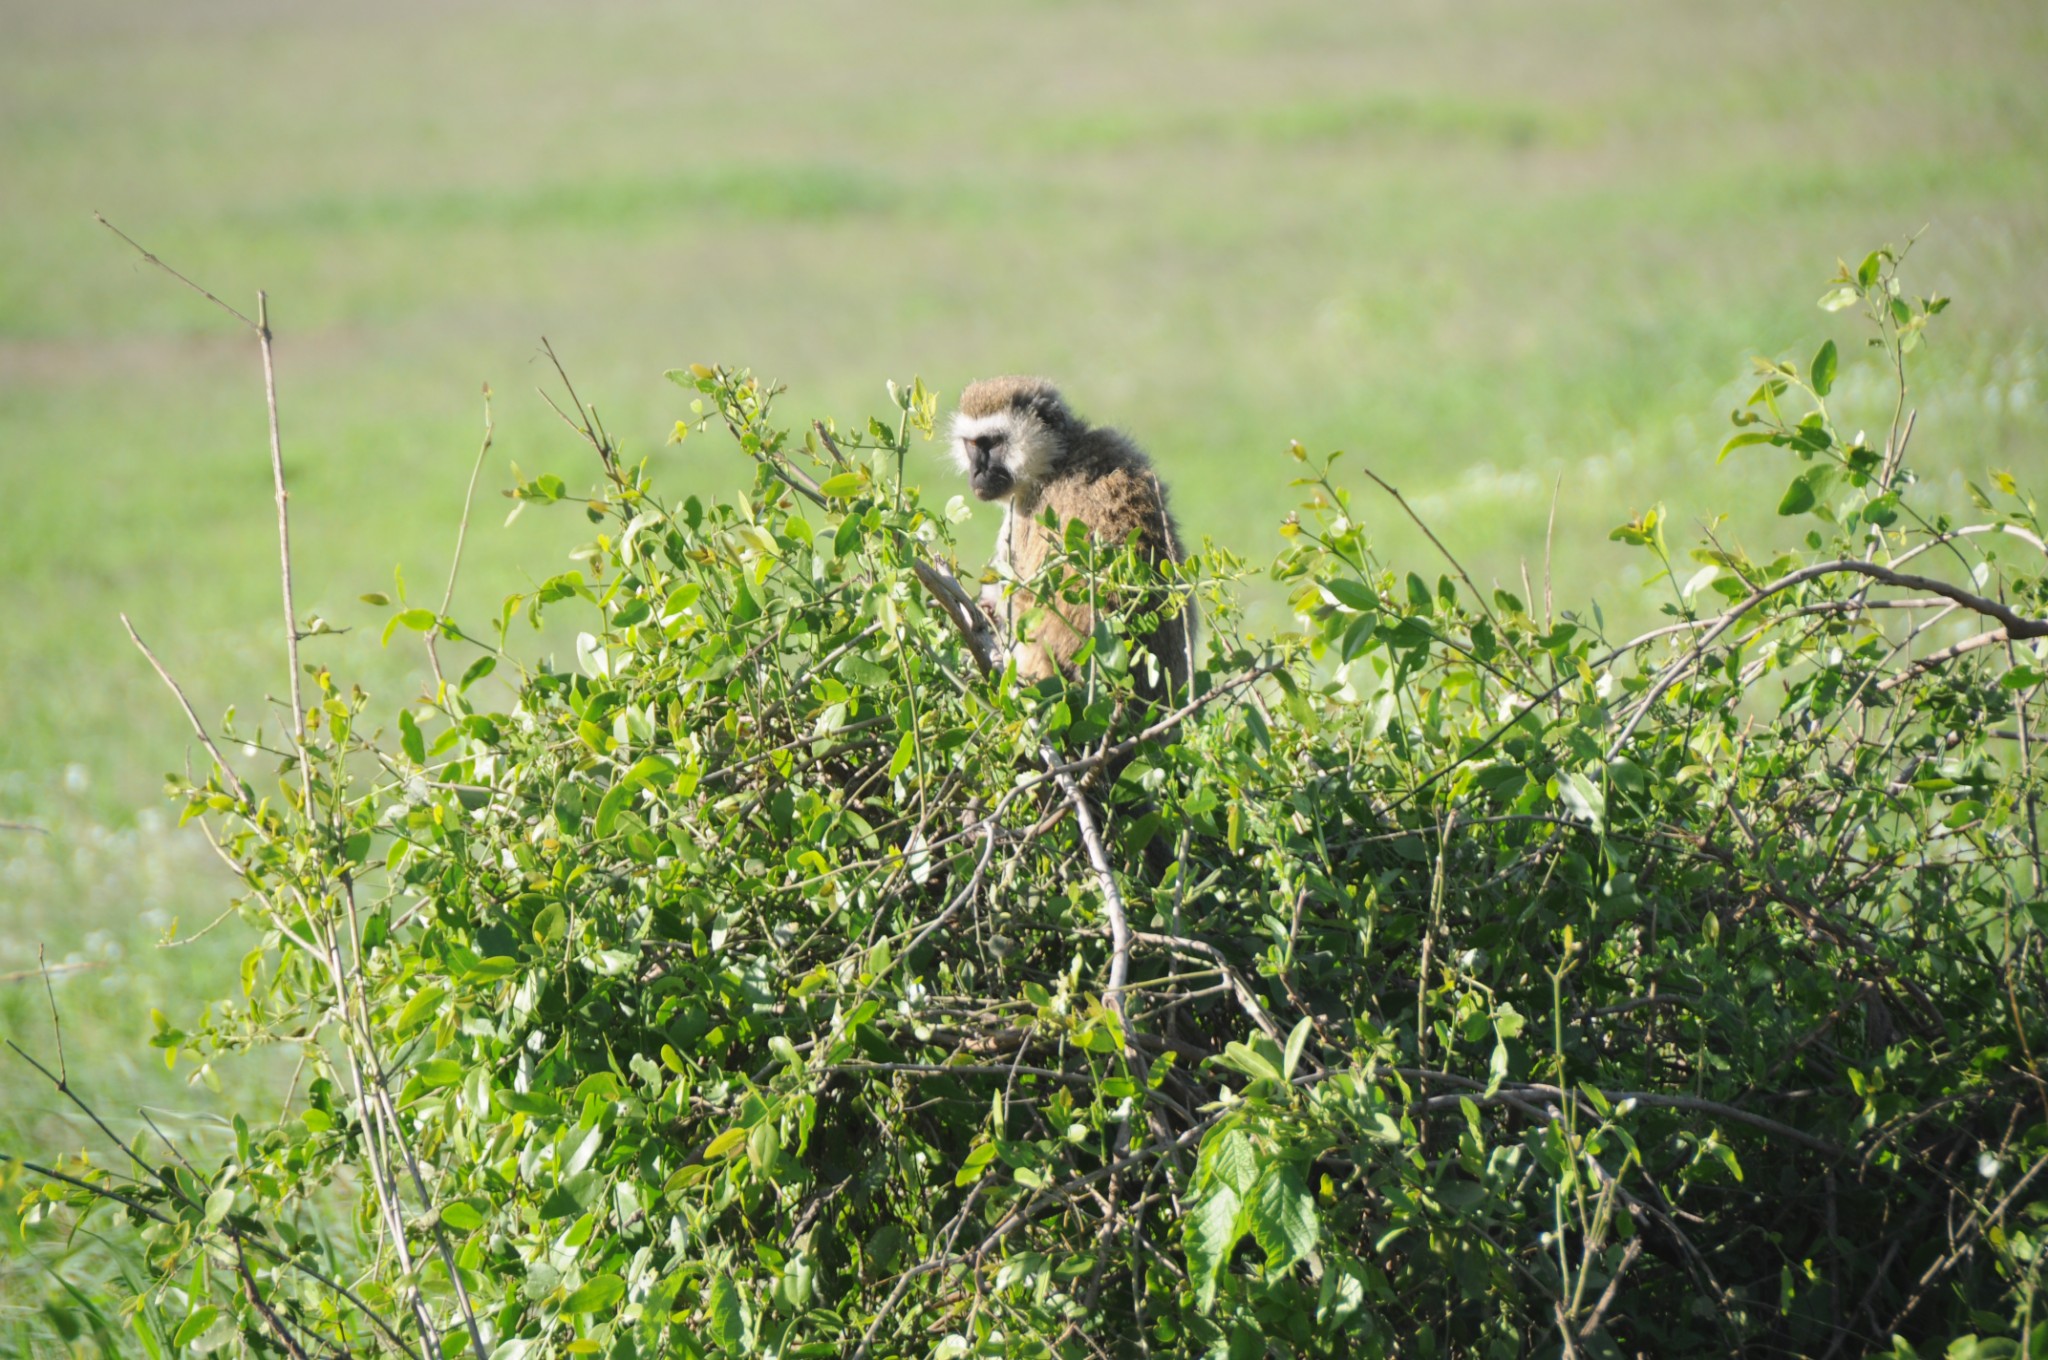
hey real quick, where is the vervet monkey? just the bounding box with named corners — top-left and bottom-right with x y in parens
top-left (950, 377), bottom-right (1193, 702)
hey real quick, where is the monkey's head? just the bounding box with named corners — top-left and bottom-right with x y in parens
top-left (950, 376), bottom-right (1080, 502)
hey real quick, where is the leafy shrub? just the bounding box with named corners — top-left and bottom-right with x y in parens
top-left (13, 251), bottom-right (2048, 1358)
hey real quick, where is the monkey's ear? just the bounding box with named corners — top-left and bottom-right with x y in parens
top-left (1021, 389), bottom-right (1074, 433)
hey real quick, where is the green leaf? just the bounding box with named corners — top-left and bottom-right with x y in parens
top-left (1217, 1040), bottom-right (1285, 1086)
top-left (705, 1273), bottom-right (745, 1352)
top-left (1810, 339), bottom-right (1838, 397)
top-left (819, 473), bottom-right (864, 499)
top-left (954, 1141), bottom-right (998, 1187)
top-left (1183, 1184), bottom-right (1243, 1314)
top-left (462, 956), bottom-right (519, 983)
top-left (203, 1187), bottom-right (233, 1225)
top-left (1250, 1165), bottom-right (1318, 1271)
top-left (1558, 772), bottom-right (1605, 833)
top-left (396, 607), bottom-right (437, 632)
top-left (440, 1201), bottom-right (485, 1231)
top-left (393, 985), bottom-right (447, 1037)
top-left (1281, 1015), bottom-right (1313, 1081)
top-left (1204, 1127), bottom-right (1259, 1196)
top-left (1320, 578), bottom-right (1377, 613)
top-left (172, 1308), bottom-right (217, 1350)
top-left (888, 729), bottom-right (916, 780)
top-left (1777, 475), bottom-right (1816, 517)
top-left (730, 577), bottom-right (762, 625)
top-left (594, 781), bottom-right (634, 838)
top-left (562, 1274), bottom-right (626, 1315)
top-left (398, 708), bottom-right (425, 764)
top-left (458, 655), bottom-right (496, 691)
top-left (415, 1059), bottom-right (464, 1088)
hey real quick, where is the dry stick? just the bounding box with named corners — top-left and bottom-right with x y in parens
top-left (0, 960), bottom-right (104, 986)
top-left (254, 291), bottom-right (308, 769)
top-left (311, 923), bottom-right (443, 1359)
top-left (236, 1244), bottom-right (314, 1360)
top-left (94, 214), bottom-right (253, 326)
top-left (899, 819), bottom-right (1000, 964)
top-left (0, 820), bottom-right (47, 834)
top-left (1394, 1066), bottom-right (1845, 1157)
top-left (427, 388), bottom-right (495, 693)
top-left (100, 219), bottom-right (486, 1360)
top-left (329, 872), bottom-right (489, 1360)
top-left (1356, 464), bottom-right (1537, 684)
top-left (1129, 932), bottom-right (1284, 1044)
top-left (97, 217), bottom-right (303, 761)
top-left (1891, 519), bottom-right (2048, 566)
top-left (36, 947), bottom-right (66, 1084)
top-left (121, 614), bottom-right (250, 803)
top-left (1876, 626), bottom-right (2012, 691)
top-left (1543, 474), bottom-right (1561, 632)
top-left (1416, 808), bottom-right (1457, 1075)
top-left (1051, 754), bottom-right (1135, 1042)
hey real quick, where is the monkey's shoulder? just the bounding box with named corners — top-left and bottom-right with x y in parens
top-left (1041, 447), bottom-right (1174, 553)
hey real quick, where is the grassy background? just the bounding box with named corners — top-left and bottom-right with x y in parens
top-left (1, 0), bottom-right (2045, 1233)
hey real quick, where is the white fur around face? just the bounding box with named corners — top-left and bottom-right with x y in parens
top-left (950, 410), bottom-right (1059, 489)
top-left (949, 411), bottom-right (1013, 475)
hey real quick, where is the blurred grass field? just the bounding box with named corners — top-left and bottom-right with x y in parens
top-left (2, 0), bottom-right (2046, 1167)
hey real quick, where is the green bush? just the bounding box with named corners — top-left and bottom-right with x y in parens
top-left (14, 250), bottom-right (2048, 1358)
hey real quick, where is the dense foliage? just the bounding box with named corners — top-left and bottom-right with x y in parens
top-left (13, 252), bottom-right (2048, 1358)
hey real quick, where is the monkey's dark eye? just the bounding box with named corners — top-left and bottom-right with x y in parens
top-left (973, 434), bottom-right (1004, 454)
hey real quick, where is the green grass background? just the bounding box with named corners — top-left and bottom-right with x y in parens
top-left (1, 0), bottom-right (2045, 1246)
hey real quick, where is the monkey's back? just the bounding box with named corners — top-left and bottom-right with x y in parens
top-left (1008, 428), bottom-right (1193, 701)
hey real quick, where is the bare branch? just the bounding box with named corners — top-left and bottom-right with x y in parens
top-left (94, 213), bottom-right (255, 328)
top-left (121, 614), bottom-right (249, 803)
top-left (1049, 749), bottom-right (1135, 1044)
top-left (1610, 556), bottom-right (2048, 757)
top-left (256, 291), bottom-right (309, 767)
top-left (1130, 931), bottom-right (1286, 1044)
top-left (428, 386), bottom-right (495, 692)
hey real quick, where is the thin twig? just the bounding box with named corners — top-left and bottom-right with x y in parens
top-left (1577, 1237), bottom-right (1644, 1340)
top-left (1049, 749), bottom-right (1135, 1045)
top-left (94, 213), bottom-right (254, 328)
top-left (121, 614), bottom-right (249, 802)
top-left (1356, 464), bottom-right (1531, 676)
top-left (0, 960), bottom-right (104, 986)
top-left (1544, 474), bottom-right (1561, 631)
top-left (1609, 556), bottom-right (2048, 758)
top-left (427, 386), bottom-right (495, 692)
top-left (35, 948), bottom-right (67, 1084)
top-left (236, 1244), bottom-right (313, 1360)
top-left (0, 1150), bottom-right (420, 1359)
top-left (256, 291), bottom-right (309, 765)
top-left (1886, 1146), bottom-right (2048, 1335)
top-left (1129, 932), bottom-right (1285, 1043)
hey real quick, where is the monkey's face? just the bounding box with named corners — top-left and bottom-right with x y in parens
top-left (951, 410), bottom-right (1055, 502)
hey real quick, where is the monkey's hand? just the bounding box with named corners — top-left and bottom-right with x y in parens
top-left (977, 580), bottom-right (1007, 631)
